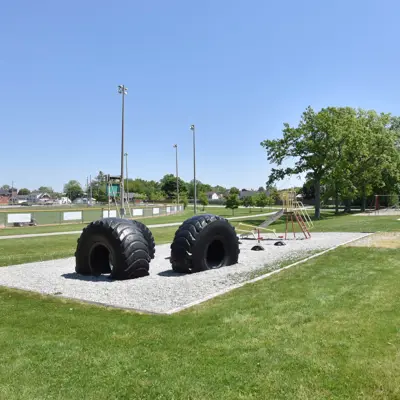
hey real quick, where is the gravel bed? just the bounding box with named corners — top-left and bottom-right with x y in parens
top-left (0, 232), bottom-right (369, 314)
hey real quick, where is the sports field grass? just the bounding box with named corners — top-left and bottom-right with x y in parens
top-left (232, 211), bottom-right (400, 233)
top-left (0, 212), bottom-right (399, 267)
top-left (0, 207), bottom-right (273, 236)
top-left (1, 247), bottom-right (399, 399)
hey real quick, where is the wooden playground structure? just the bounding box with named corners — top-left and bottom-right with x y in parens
top-left (236, 191), bottom-right (313, 241)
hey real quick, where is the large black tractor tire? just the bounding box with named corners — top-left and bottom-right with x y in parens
top-left (75, 218), bottom-right (151, 280)
top-left (128, 220), bottom-right (156, 259)
top-left (170, 214), bottom-right (240, 273)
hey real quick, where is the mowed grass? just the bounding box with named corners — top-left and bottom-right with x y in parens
top-left (232, 211), bottom-right (400, 233)
top-left (0, 207), bottom-right (273, 236)
top-left (1, 212), bottom-right (399, 267)
top-left (1, 247), bottom-right (400, 399)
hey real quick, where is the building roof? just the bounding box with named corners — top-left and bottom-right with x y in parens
top-left (0, 188), bottom-right (16, 196)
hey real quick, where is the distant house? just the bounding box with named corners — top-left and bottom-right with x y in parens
top-left (239, 188), bottom-right (271, 199)
top-left (0, 188), bottom-right (17, 204)
top-left (27, 192), bottom-right (52, 203)
top-left (73, 197), bottom-right (96, 205)
top-left (206, 192), bottom-right (222, 201)
top-left (9, 195), bottom-right (29, 204)
top-left (126, 193), bottom-right (144, 204)
top-left (53, 197), bottom-right (72, 205)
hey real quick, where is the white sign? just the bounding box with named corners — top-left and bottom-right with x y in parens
top-left (103, 210), bottom-right (117, 218)
top-left (63, 211), bottom-right (82, 221)
top-left (153, 207), bottom-right (160, 215)
top-left (166, 207), bottom-right (171, 213)
top-left (133, 209), bottom-right (143, 216)
top-left (8, 213), bottom-right (31, 223)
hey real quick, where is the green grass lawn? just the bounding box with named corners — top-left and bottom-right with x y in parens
top-left (1, 247), bottom-right (399, 399)
top-left (232, 211), bottom-right (400, 233)
top-left (0, 207), bottom-right (272, 236)
top-left (1, 212), bottom-right (399, 267)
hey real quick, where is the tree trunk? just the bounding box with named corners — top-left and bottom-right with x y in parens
top-left (361, 186), bottom-right (366, 212)
top-left (335, 190), bottom-right (340, 214)
top-left (344, 199), bottom-right (351, 213)
top-left (314, 179), bottom-right (321, 219)
top-left (361, 195), bottom-right (366, 212)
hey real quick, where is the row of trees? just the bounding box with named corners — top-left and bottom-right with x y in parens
top-left (2, 177), bottom-right (274, 204)
top-left (86, 173), bottom-right (273, 205)
top-left (87, 172), bottom-right (229, 205)
top-left (224, 191), bottom-right (275, 215)
top-left (261, 106), bottom-right (400, 218)
top-left (0, 185), bottom-right (54, 196)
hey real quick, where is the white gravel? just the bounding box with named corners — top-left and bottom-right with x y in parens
top-left (0, 232), bottom-right (369, 314)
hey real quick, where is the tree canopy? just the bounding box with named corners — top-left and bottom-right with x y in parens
top-left (225, 193), bottom-right (240, 215)
top-left (261, 106), bottom-right (400, 218)
top-left (63, 180), bottom-right (84, 201)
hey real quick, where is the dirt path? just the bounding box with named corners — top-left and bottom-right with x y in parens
top-left (345, 232), bottom-right (400, 248)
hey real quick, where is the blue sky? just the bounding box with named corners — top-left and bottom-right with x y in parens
top-left (1, 0), bottom-right (399, 192)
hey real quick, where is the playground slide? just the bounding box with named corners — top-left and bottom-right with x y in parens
top-left (259, 209), bottom-right (284, 228)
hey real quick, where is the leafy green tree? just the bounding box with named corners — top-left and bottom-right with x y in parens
top-left (255, 192), bottom-right (269, 210)
top-left (267, 186), bottom-right (280, 204)
top-left (18, 188), bottom-right (30, 195)
top-left (242, 195), bottom-right (255, 213)
top-left (230, 187), bottom-right (240, 195)
top-left (38, 186), bottom-right (53, 194)
top-left (52, 192), bottom-right (63, 199)
top-left (160, 174), bottom-right (188, 199)
top-left (180, 194), bottom-right (189, 209)
top-left (90, 171), bottom-right (108, 202)
top-left (63, 180), bottom-right (84, 201)
top-left (146, 190), bottom-right (165, 202)
top-left (188, 179), bottom-right (207, 198)
top-left (199, 192), bottom-right (209, 211)
top-left (261, 106), bottom-right (357, 219)
top-left (346, 109), bottom-right (400, 211)
top-left (225, 193), bottom-right (240, 215)
top-left (1, 185), bottom-right (10, 190)
top-left (213, 185), bottom-right (227, 193)
top-left (201, 183), bottom-right (213, 193)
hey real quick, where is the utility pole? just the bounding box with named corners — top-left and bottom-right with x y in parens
top-left (118, 84), bottom-right (128, 217)
top-left (125, 152), bottom-right (129, 207)
top-left (89, 174), bottom-right (92, 206)
top-left (190, 124), bottom-right (197, 214)
top-left (173, 144), bottom-right (179, 206)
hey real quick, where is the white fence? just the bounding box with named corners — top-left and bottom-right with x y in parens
top-left (1, 205), bottom-right (185, 227)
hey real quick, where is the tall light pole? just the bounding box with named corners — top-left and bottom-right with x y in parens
top-left (118, 84), bottom-right (128, 217)
top-left (125, 152), bottom-right (129, 207)
top-left (86, 176), bottom-right (89, 207)
top-left (89, 174), bottom-right (92, 206)
top-left (190, 124), bottom-right (197, 214)
top-left (173, 144), bottom-right (179, 206)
